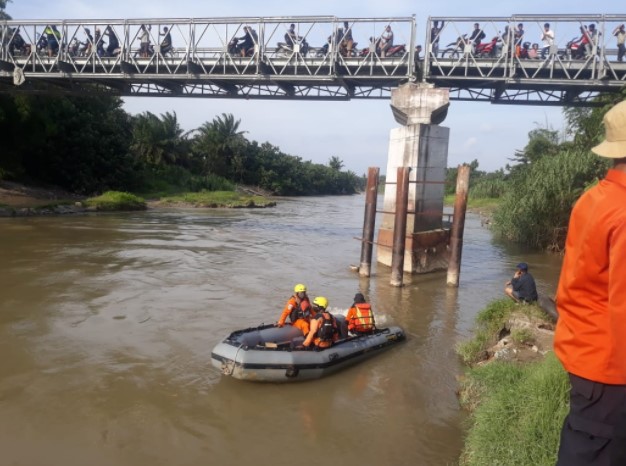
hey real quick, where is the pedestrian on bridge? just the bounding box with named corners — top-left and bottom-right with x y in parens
top-left (430, 20), bottom-right (444, 57)
top-left (554, 100), bottom-right (626, 466)
top-left (379, 25), bottom-right (394, 57)
top-left (139, 24), bottom-right (151, 58)
top-left (613, 24), bottom-right (625, 62)
top-left (514, 23), bottom-right (525, 57)
top-left (540, 22), bottom-right (554, 59)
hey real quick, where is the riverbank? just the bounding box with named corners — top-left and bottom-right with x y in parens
top-left (456, 299), bottom-right (568, 465)
top-left (0, 182), bottom-right (276, 217)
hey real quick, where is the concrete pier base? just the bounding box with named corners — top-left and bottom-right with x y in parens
top-left (377, 83), bottom-right (451, 274)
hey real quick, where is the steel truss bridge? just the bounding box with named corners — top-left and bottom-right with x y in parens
top-left (0, 14), bottom-right (625, 106)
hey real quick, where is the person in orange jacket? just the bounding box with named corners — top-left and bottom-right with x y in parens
top-left (277, 283), bottom-right (312, 335)
top-left (302, 297), bottom-right (339, 349)
top-left (554, 101), bottom-right (626, 465)
top-left (346, 292), bottom-right (376, 335)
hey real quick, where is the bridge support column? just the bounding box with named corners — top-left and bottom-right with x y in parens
top-left (377, 83), bottom-right (451, 274)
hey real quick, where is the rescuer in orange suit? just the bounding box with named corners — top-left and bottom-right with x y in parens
top-left (277, 284), bottom-right (312, 335)
top-left (345, 292), bottom-right (376, 335)
top-left (302, 297), bottom-right (339, 349)
top-left (554, 100), bottom-right (626, 466)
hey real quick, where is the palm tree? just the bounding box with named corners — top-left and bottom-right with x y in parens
top-left (192, 113), bottom-right (248, 178)
top-left (130, 111), bottom-right (187, 166)
top-left (329, 156), bottom-right (344, 171)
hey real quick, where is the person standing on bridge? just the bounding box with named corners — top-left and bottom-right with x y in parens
top-left (138, 24), bottom-right (151, 58)
top-left (613, 24), bottom-right (625, 62)
top-left (340, 21), bottom-right (354, 57)
top-left (379, 25), bottom-right (394, 57)
top-left (104, 26), bottom-right (119, 57)
top-left (540, 22), bottom-right (554, 59)
top-left (514, 23), bottom-right (525, 57)
top-left (554, 100), bottom-right (626, 466)
top-left (430, 20), bottom-right (444, 57)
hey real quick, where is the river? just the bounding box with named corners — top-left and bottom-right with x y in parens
top-left (0, 195), bottom-right (564, 466)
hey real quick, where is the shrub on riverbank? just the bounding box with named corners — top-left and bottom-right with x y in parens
top-left (137, 166), bottom-right (235, 198)
top-left (491, 149), bottom-right (608, 251)
top-left (86, 191), bottom-right (147, 211)
top-left (457, 299), bottom-right (569, 466)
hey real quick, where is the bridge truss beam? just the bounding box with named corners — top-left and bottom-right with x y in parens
top-left (1, 15), bottom-right (625, 106)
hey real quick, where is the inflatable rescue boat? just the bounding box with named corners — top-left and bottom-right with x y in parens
top-left (211, 316), bottom-right (406, 382)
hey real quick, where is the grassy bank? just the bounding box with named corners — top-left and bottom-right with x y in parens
top-left (86, 191), bottom-right (147, 211)
top-left (457, 299), bottom-right (568, 466)
top-left (444, 195), bottom-right (500, 213)
top-left (158, 190), bottom-right (275, 208)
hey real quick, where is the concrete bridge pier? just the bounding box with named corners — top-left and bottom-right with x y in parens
top-left (377, 83), bottom-right (451, 274)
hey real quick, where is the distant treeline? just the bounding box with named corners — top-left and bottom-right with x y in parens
top-left (0, 93), bottom-right (364, 196)
top-left (446, 89), bottom-right (626, 251)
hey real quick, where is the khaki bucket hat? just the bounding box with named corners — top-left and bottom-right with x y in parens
top-left (592, 100), bottom-right (626, 158)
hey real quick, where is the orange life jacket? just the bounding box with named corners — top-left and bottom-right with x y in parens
top-left (289, 297), bottom-right (312, 322)
top-left (314, 312), bottom-right (339, 348)
top-left (349, 303), bottom-right (374, 333)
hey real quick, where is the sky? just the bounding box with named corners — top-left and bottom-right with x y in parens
top-left (6, 1), bottom-right (620, 174)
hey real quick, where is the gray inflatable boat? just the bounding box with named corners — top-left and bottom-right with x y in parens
top-left (211, 317), bottom-right (406, 382)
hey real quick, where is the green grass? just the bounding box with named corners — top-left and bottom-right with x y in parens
top-left (444, 195), bottom-right (501, 212)
top-left (457, 300), bottom-right (550, 366)
top-left (511, 328), bottom-right (535, 345)
top-left (459, 354), bottom-right (568, 466)
top-left (457, 298), bottom-right (568, 465)
top-left (457, 299), bottom-right (516, 366)
top-left (159, 190), bottom-right (275, 208)
top-left (85, 191), bottom-right (147, 211)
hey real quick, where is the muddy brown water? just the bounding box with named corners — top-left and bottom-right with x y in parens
top-left (0, 195), bottom-right (563, 465)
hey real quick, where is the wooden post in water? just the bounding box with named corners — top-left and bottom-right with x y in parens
top-left (390, 167), bottom-right (411, 287)
top-left (359, 167), bottom-right (380, 277)
top-left (447, 164), bottom-right (470, 287)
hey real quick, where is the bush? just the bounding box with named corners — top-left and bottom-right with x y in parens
top-left (492, 149), bottom-right (609, 250)
top-left (86, 191), bottom-right (147, 211)
top-left (137, 165), bottom-right (235, 197)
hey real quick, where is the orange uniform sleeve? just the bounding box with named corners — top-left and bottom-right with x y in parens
top-left (345, 307), bottom-right (356, 330)
top-left (278, 297), bottom-right (296, 326)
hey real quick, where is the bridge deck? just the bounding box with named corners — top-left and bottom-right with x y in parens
top-left (1, 15), bottom-right (625, 105)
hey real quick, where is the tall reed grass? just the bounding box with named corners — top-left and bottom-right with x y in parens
top-left (491, 149), bottom-right (609, 250)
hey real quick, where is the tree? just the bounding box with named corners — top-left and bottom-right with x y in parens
top-left (563, 89), bottom-right (626, 152)
top-left (328, 156), bottom-right (344, 171)
top-left (192, 113), bottom-right (247, 179)
top-left (13, 94), bottom-right (137, 193)
top-left (130, 111), bottom-right (188, 166)
top-left (0, 0), bottom-right (11, 20)
top-left (508, 126), bottom-right (560, 170)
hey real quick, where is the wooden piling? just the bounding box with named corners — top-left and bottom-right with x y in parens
top-left (359, 167), bottom-right (380, 277)
top-left (447, 164), bottom-right (470, 287)
top-left (390, 167), bottom-right (411, 287)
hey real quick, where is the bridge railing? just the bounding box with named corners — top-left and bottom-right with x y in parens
top-left (0, 16), bottom-right (417, 81)
top-left (424, 14), bottom-right (626, 87)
